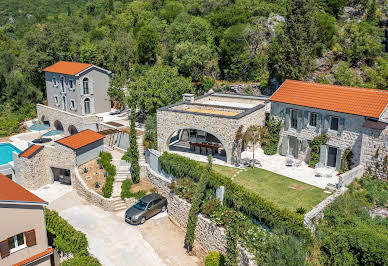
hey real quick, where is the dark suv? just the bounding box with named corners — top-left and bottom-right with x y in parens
top-left (125, 193), bottom-right (167, 224)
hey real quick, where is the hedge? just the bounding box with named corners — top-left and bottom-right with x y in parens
top-left (45, 208), bottom-right (88, 255)
top-left (100, 151), bottom-right (116, 198)
top-left (61, 253), bottom-right (101, 266)
top-left (159, 153), bottom-right (309, 238)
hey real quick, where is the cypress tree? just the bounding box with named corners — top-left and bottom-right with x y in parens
top-left (129, 106), bottom-right (140, 183)
top-left (269, 0), bottom-right (318, 82)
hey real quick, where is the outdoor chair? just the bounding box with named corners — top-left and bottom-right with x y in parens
top-left (286, 158), bottom-right (294, 167)
top-left (295, 160), bottom-right (302, 167)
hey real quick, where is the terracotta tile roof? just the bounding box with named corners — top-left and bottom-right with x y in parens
top-left (13, 248), bottom-right (54, 266)
top-left (270, 80), bottom-right (388, 118)
top-left (56, 129), bottom-right (105, 150)
top-left (43, 61), bottom-right (92, 75)
top-left (0, 174), bottom-right (46, 203)
top-left (19, 145), bottom-right (44, 159)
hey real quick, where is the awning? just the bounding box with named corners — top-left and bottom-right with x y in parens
top-left (363, 120), bottom-right (387, 130)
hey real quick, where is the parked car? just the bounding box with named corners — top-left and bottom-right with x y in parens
top-left (125, 193), bottom-right (167, 224)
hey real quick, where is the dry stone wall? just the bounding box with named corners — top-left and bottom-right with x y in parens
top-left (72, 167), bottom-right (115, 211)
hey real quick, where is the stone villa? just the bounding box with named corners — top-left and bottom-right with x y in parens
top-left (0, 174), bottom-right (57, 266)
top-left (37, 61), bottom-right (112, 135)
top-left (270, 80), bottom-right (388, 172)
top-left (157, 93), bottom-right (269, 164)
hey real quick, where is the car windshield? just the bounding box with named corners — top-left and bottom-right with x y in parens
top-left (134, 200), bottom-right (147, 211)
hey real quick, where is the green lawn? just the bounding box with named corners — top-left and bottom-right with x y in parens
top-left (233, 168), bottom-right (328, 211)
top-left (199, 162), bottom-right (327, 211)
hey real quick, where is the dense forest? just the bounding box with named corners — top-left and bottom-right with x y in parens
top-left (0, 0), bottom-right (387, 136)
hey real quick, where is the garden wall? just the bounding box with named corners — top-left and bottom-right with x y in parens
top-left (72, 167), bottom-right (115, 211)
top-left (146, 163), bottom-right (257, 265)
top-left (338, 165), bottom-right (364, 187)
top-left (304, 187), bottom-right (348, 232)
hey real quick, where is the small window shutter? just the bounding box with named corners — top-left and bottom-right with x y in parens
top-left (303, 111), bottom-right (309, 128)
top-left (336, 148), bottom-right (342, 171)
top-left (284, 108), bottom-right (290, 130)
top-left (281, 135), bottom-right (288, 155)
top-left (297, 110), bottom-right (303, 132)
top-left (0, 239), bottom-right (10, 258)
top-left (90, 98), bottom-right (95, 114)
top-left (89, 79), bottom-right (94, 95)
top-left (319, 145), bottom-right (327, 166)
top-left (25, 229), bottom-right (37, 247)
top-left (322, 115), bottom-right (330, 132)
top-left (338, 117), bottom-right (345, 136)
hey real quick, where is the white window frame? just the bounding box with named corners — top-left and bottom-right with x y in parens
top-left (8, 233), bottom-right (26, 253)
top-left (54, 96), bottom-right (59, 106)
top-left (70, 99), bottom-right (76, 110)
top-left (60, 76), bottom-right (65, 93)
top-left (83, 77), bottom-right (89, 95)
top-left (84, 98), bottom-right (91, 114)
top-left (68, 79), bottom-right (74, 91)
top-left (52, 77), bottom-right (57, 88)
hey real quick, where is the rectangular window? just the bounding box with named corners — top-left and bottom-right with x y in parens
top-left (8, 233), bottom-right (26, 253)
top-left (330, 116), bottom-right (339, 131)
top-left (291, 109), bottom-right (298, 129)
top-left (310, 112), bottom-right (317, 127)
top-left (54, 96), bottom-right (59, 106)
top-left (53, 77), bottom-right (57, 87)
top-left (69, 79), bottom-right (74, 90)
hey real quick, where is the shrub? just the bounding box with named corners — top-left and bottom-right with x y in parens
top-left (99, 151), bottom-right (116, 198)
top-left (296, 207), bottom-right (306, 215)
top-left (61, 254), bottom-right (101, 266)
top-left (309, 134), bottom-right (329, 168)
top-left (121, 179), bottom-right (146, 199)
top-left (159, 153), bottom-right (308, 238)
top-left (340, 147), bottom-right (354, 174)
top-left (185, 155), bottom-right (212, 249)
top-left (261, 117), bottom-right (282, 155)
top-left (205, 251), bottom-right (225, 266)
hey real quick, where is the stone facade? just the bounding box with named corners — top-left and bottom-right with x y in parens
top-left (271, 101), bottom-right (387, 171)
top-left (14, 143), bottom-right (76, 190)
top-left (72, 167), bottom-right (115, 211)
top-left (45, 66), bottom-right (111, 116)
top-left (37, 104), bottom-right (102, 136)
top-left (157, 101), bottom-right (266, 164)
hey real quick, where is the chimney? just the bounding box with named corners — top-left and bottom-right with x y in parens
top-left (183, 93), bottom-right (195, 103)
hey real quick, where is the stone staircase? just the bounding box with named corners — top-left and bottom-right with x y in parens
top-left (112, 195), bottom-right (127, 211)
top-left (137, 135), bottom-right (146, 165)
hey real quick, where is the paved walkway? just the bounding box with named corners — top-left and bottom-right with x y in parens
top-left (31, 184), bottom-right (201, 266)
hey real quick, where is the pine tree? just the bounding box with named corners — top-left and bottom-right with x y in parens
top-left (269, 0), bottom-right (318, 82)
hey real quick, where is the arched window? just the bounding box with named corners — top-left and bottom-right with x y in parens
top-left (84, 98), bottom-right (91, 114)
top-left (60, 77), bottom-right (65, 92)
top-left (83, 78), bottom-right (89, 94)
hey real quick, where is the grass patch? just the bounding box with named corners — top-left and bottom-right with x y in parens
top-left (233, 168), bottom-right (327, 211)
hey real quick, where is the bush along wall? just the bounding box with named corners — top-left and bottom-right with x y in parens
top-left (184, 155), bottom-right (212, 250)
top-left (44, 208), bottom-right (101, 265)
top-left (159, 152), bottom-right (309, 239)
top-left (120, 179), bottom-right (147, 200)
top-left (100, 151), bottom-right (116, 198)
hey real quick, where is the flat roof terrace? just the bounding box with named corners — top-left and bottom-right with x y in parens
top-left (157, 93), bottom-right (269, 164)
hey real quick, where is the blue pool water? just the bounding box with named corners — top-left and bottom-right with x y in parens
top-left (0, 143), bottom-right (21, 165)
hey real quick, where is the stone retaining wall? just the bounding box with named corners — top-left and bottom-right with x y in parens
top-left (146, 164), bottom-right (257, 265)
top-left (338, 165), bottom-right (364, 187)
top-left (304, 187), bottom-right (347, 232)
top-left (72, 167), bottom-right (115, 211)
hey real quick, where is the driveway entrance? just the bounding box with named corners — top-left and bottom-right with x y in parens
top-left (31, 184), bottom-right (202, 266)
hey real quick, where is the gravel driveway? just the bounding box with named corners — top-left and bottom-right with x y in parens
top-left (32, 183), bottom-right (202, 266)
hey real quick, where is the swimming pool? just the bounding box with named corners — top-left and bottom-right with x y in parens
top-left (0, 143), bottom-right (22, 165)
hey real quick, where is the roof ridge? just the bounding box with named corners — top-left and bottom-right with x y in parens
top-left (286, 79), bottom-right (388, 93)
